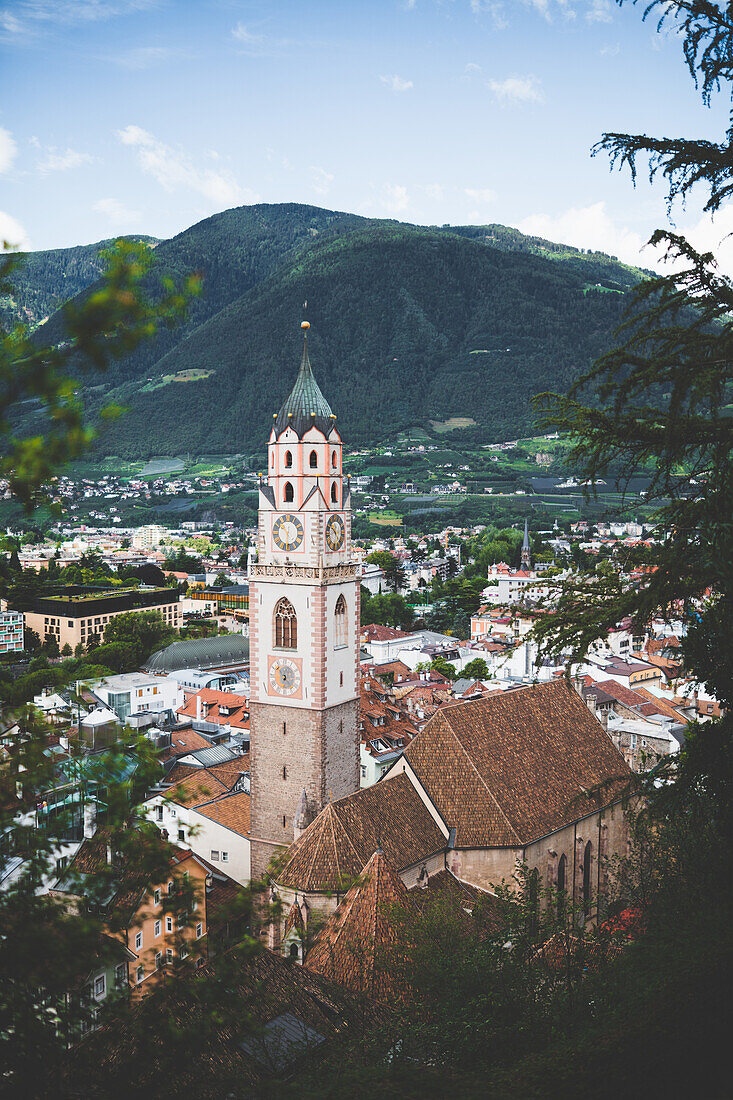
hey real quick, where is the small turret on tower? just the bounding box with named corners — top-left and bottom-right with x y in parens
top-left (521, 518), bottom-right (532, 571)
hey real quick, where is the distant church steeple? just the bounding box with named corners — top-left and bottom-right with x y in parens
top-left (521, 518), bottom-right (532, 571)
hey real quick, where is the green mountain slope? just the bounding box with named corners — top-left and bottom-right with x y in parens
top-left (8, 204), bottom-right (645, 456)
top-left (0, 236), bottom-right (158, 330)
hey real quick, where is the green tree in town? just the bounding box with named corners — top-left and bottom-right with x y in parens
top-left (102, 610), bottom-right (177, 668)
top-left (462, 657), bottom-right (490, 681)
top-left (365, 550), bottom-right (406, 592)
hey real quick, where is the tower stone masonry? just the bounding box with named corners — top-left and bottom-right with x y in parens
top-left (248, 323), bottom-right (360, 880)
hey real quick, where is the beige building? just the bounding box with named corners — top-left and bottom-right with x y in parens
top-left (20, 586), bottom-right (181, 650)
top-left (131, 525), bottom-right (168, 550)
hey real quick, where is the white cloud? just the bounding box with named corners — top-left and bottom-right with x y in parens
top-left (93, 197), bottom-right (141, 226)
top-left (424, 184), bottom-right (445, 200)
top-left (310, 166), bottom-right (334, 196)
top-left (518, 202), bottom-right (646, 266)
top-left (465, 187), bottom-right (496, 203)
top-left (381, 184), bottom-right (409, 214)
top-left (1, 1), bottom-right (157, 35)
top-left (673, 205), bottom-right (733, 279)
top-left (380, 74), bottom-right (413, 92)
top-left (0, 127), bottom-right (17, 173)
top-left (470, 1), bottom-right (509, 29)
top-left (116, 124), bottom-right (254, 207)
top-left (231, 22), bottom-right (267, 54)
top-left (488, 75), bottom-right (544, 105)
top-left (0, 10), bottom-right (23, 34)
top-left (519, 200), bottom-right (733, 275)
top-left (37, 146), bottom-right (92, 172)
top-left (586, 0), bottom-right (613, 23)
top-left (600, 42), bottom-right (620, 56)
top-left (470, 0), bottom-right (612, 27)
top-left (0, 210), bottom-right (30, 249)
top-left (465, 62), bottom-right (482, 73)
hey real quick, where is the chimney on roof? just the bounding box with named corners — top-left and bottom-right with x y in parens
top-left (196, 694), bottom-right (202, 720)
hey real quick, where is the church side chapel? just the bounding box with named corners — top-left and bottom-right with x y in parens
top-left (248, 324), bottom-right (635, 992)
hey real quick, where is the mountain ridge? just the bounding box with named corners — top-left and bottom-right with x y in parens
top-left (5, 203), bottom-right (646, 456)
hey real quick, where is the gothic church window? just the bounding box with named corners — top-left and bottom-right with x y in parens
top-left (309, 450), bottom-right (318, 468)
top-left (557, 854), bottom-right (567, 920)
top-left (285, 451), bottom-right (293, 468)
top-left (330, 482), bottom-right (338, 503)
top-left (284, 482), bottom-right (294, 503)
top-left (332, 450), bottom-right (337, 468)
top-left (582, 840), bottom-right (593, 916)
top-left (334, 594), bottom-right (346, 646)
top-left (275, 598), bottom-right (297, 648)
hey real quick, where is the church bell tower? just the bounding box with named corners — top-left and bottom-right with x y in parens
top-left (248, 322), bottom-right (360, 880)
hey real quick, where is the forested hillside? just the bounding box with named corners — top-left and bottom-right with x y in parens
top-left (0, 237), bottom-right (158, 330)
top-left (6, 204), bottom-right (646, 456)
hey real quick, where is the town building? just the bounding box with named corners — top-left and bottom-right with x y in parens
top-left (131, 524), bottom-right (168, 550)
top-left (54, 836), bottom-right (210, 996)
top-left (17, 586), bottom-right (181, 651)
top-left (144, 635), bottom-right (249, 678)
top-left (143, 758), bottom-right (251, 886)
top-left (0, 606), bottom-right (24, 653)
top-left (82, 671), bottom-right (183, 725)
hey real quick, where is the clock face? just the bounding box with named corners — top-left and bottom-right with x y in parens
top-left (272, 513), bottom-right (304, 552)
top-left (325, 514), bottom-right (345, 552)
top-left (269, 657), bottom-right (302, 696)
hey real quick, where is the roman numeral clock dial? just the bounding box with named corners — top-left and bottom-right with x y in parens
top-left (269, 657), bottom-right (301, 696)
top-left (272, 513), bottom-right (304, 552)
top-left (325, 515), bottom-right (345, 551)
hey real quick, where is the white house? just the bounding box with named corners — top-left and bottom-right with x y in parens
top-left (83, 672), bottom-right (183, 723)
top-left (142, 778), bottom-right (250, 886)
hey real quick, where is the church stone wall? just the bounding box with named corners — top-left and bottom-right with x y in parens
top-left (448, 800), bottom-right (632, 917)
top-left (447, 846), bottom-right (521, 891)
top-left (523, 799), bottom-right (632, 919)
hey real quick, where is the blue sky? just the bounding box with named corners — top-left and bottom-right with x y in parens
top-left (1, 0), bottom-right (730, 267)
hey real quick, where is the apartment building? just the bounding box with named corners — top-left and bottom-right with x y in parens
top-left (19, 586), bottom-right (181, 650)
top-left (0, 608), bottom-right (24, 653)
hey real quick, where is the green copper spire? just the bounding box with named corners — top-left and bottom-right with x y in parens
top-left (274, 323), bottom-right (334, 438)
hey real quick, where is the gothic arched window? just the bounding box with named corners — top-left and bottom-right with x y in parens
top-left (331, 450), bottom-right (337, 468)
top-left (284, 481), bottom-right (294, 503)
top-left (284, 450), bottom-right (293, 468)
top-left (557, 854), bottom-right (567, 920)
top-left (309, 450), bottom-right (318, 468)
top-left (289, 942), bottom-right (299, 960)
top-left (330, 482), bottom-right (338, 504)
top-left (274, 598), bottom-right (297, 649)
top-left (334, 593), bottom-right (346, 647)
top-left (527, 867), bottom-right (539, 936)
top-left (582, 840), bottom-right (593, 916)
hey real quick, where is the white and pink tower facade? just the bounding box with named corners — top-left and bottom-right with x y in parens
top-left (248, 323), bottom-right (360, 879)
